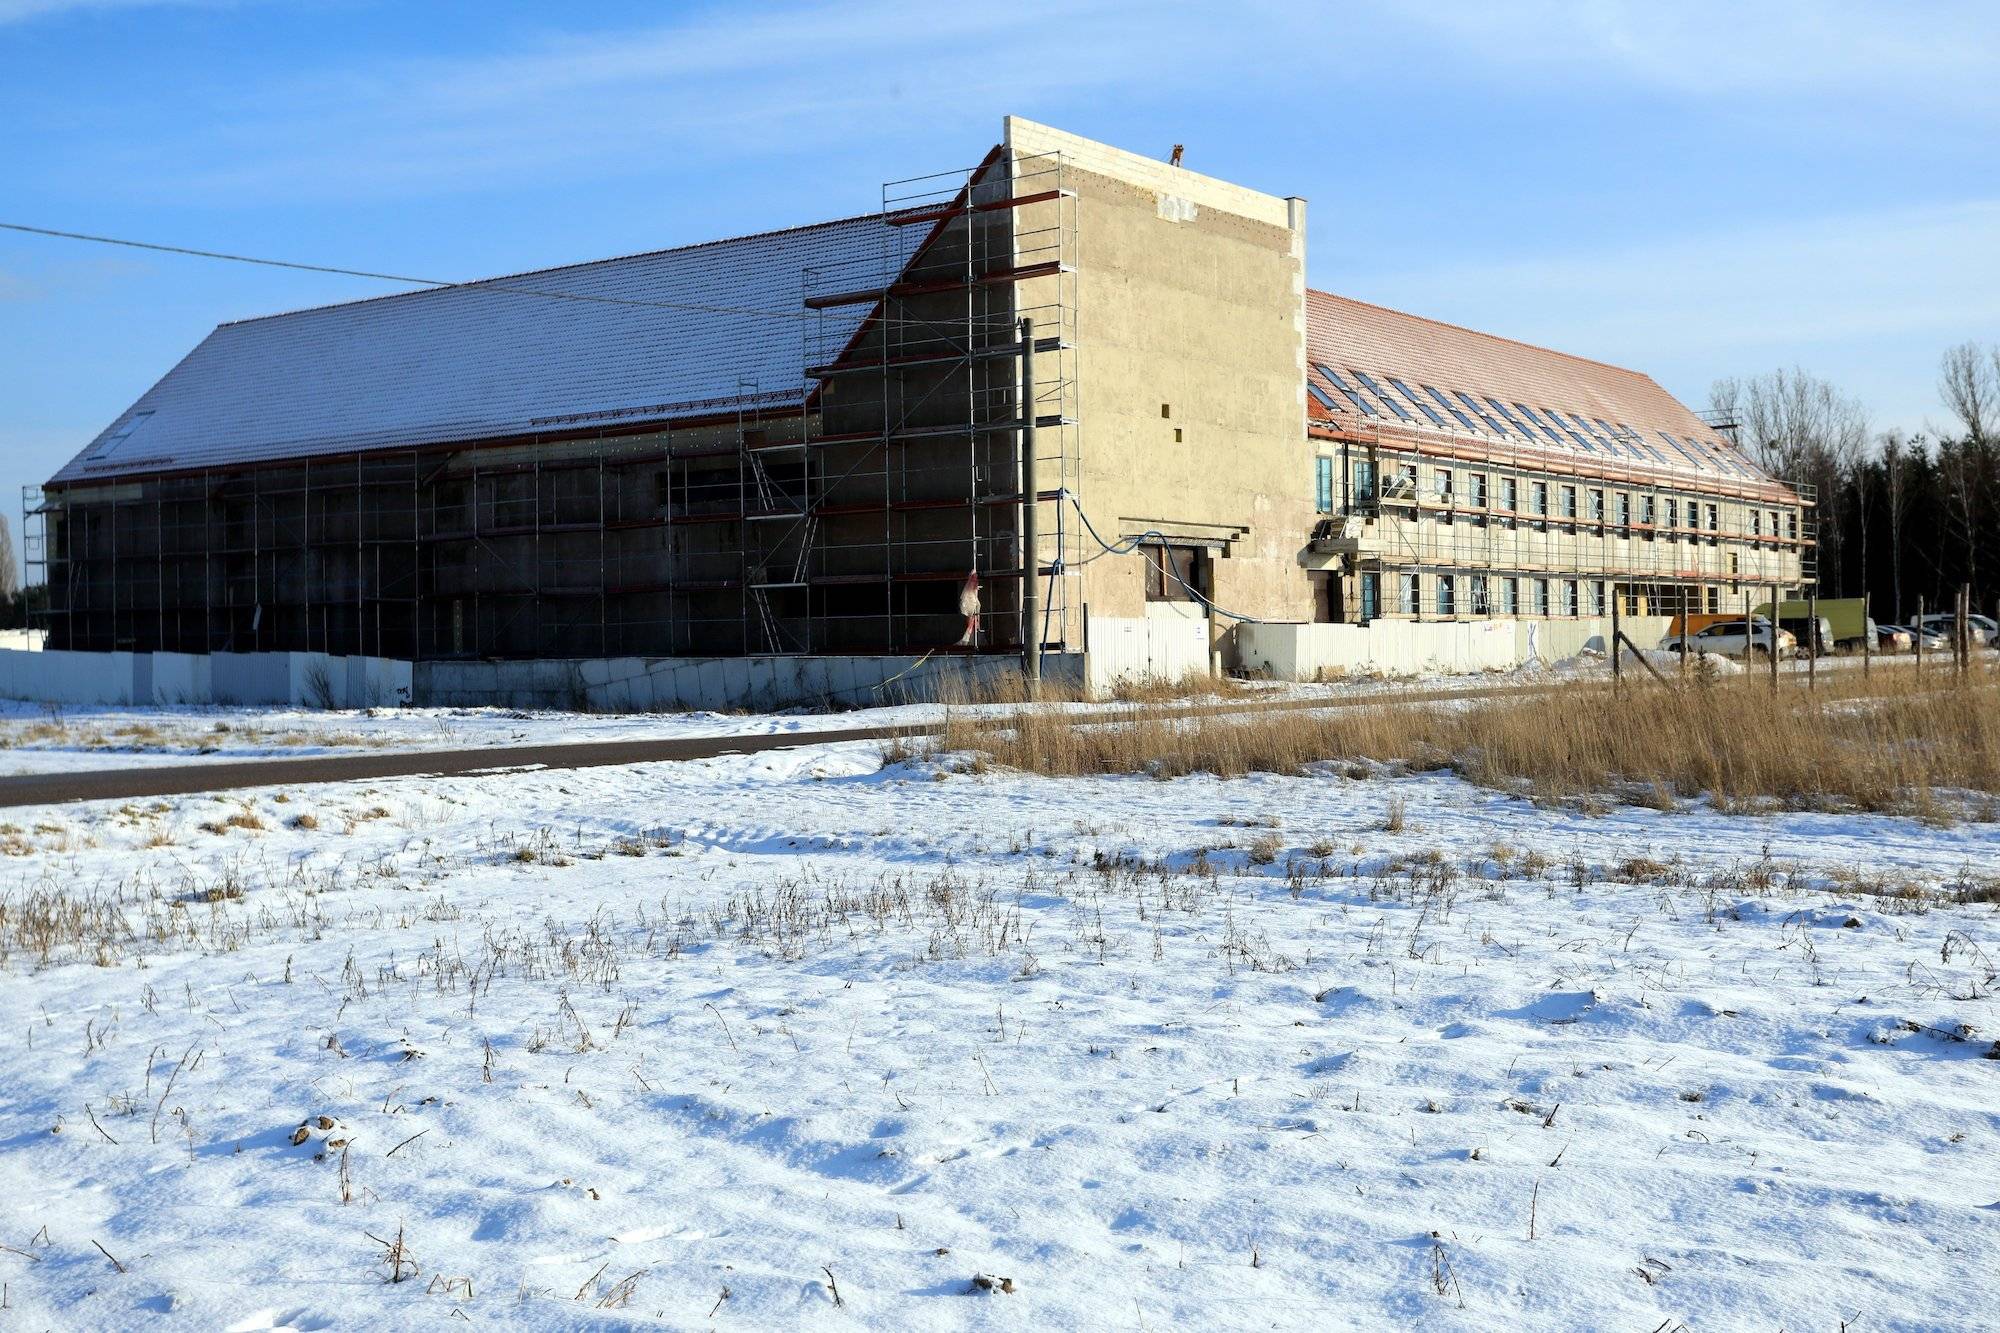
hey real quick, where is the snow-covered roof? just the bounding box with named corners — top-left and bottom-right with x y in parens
top-left (49, 213), bottom-right (901, 485)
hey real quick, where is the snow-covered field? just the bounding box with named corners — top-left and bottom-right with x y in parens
top-left (2, 705), bottom-right (1997, 1329)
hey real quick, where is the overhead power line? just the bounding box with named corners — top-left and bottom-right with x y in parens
top-left (0, 220), bottom-right (1008, 331)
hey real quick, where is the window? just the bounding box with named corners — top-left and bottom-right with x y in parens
top-left (1353, 371), bottom-right (1413, 421)
top-left (1359, 573), bottom-right (1380, 621)
top-left (1686, 500), bottom-right (1700, 528)
top-left (1454, 390), bottom-right (1512, 436)
top-left (1315, 457), bottom-right (1334, 514)
top-left (1161, 403), bottom-right (1172, 419)
top-left (1423, 385), bottom-right (1480, 433)
top-left (1586, 581), bottom-right (1605, 615)
top-left (1144, 544), bottom-right (1208, 603)
top-left (1706, 586), bottom-right (1721, 614)
top-left (1768, 509), bottom-right (1780, 540)
top-left (1307, 381), bottom-right (1339, 412)
top-left (1561, 485), bottom-right (1578, 519)
top-left (1470, 472), bottom-right (1489, 508)
top-left (1390, 379), bottom-right (1450, 427)
top-left (1532, 481), bottom-right (1549, 516)
top-left (1500, 477), bottom-right (1518, 512)
top-left (88, 410), bottom-right (154, 460)
top-left (1486, 398), bottom-right (1535, 439)
top-left (1534, 578), bottom-right (1551, 616)
top-left (1588, 488), bottom-right (1605, 523)
top-left (1750, 509), bottom-right (1762, 537)
top-left (1787, 511), bottom-right (1798, 540)
top-left (1354, 459), bottom-right (1378, 501)
top-left (1705, 503), bottom-right (1720, 532)
top-left (1615, 492), bottom-right (1631, 529)
top-left (1563, 580), bottom-right (1580, 616)
top-left (1315, 364), bottom-right (1378, 417)
top-left (1470, 574), bottom-right (1490, 615)
top-left (1515, 403), bottom-right (1570, 448)
top-left (1394, 463), bottom-right (1417, 497)
top-left (1501, 577), bottom-right (1519, 615)
top-left (1437, 574), bottom-right (1456, 616)
top-left (1640, 494), bottom-right (1655, 525)
top-left (1401, 574), bottom-right (1421, 616)
top-left (1434, 468), bottom-right (1454, 503)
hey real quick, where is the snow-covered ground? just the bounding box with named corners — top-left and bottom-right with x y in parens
top-left (0, 645), bottom-right (1919, 777)
top-left (1, 716), bottom-right (1995, 1330)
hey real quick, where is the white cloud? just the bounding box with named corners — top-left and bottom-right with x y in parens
top-left (76, 0), bottom-right (1264, 201)
top-left (0, 0), bottom-right (228, 21)
top-left (1375, 0), bottom-right (2000, 117)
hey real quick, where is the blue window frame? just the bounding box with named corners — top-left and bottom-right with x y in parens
top-left (1353, 458), bottom-right (1378, 501)
top-left (1315, 456), bottom-right (1334, 513)
top-left (1360, 572), bottom-right (1380, 621)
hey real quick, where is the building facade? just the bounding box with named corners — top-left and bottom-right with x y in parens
top-left (28, 118), bottom-right (1806, 680)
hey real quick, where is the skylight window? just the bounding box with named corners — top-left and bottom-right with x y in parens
top-left (1422, 386), bottom-right (1479, 433)
top-left (1513, 403), bottom-right (1570, 448)
top-left (1312, 363), bottom-right (1378, 417)
top-left (87, 410), bottom-right (154, 460)
top-left (1454, 390), bottom-right (1511, 437)
top-left (1353, 371), bottom-right (1414, 422)
top-left (1307, 381), bottom-right (1339, 411)
top-left (1485, 398), bottom-right (1537, 439)
top-left (1657, 430), bottom-right (1701, 467)
top-left (1680, 437), bottom-right (1720, 471)
top-left (1543, 410), bottom-right (1596, 452)
top-left (1390, 378), bottom-right (1449, 428)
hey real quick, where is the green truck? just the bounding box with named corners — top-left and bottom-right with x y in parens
top-left (1752, 598), bottom-right (1871, 653)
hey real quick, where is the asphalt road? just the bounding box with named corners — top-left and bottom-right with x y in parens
top-left (0, 680), bottom-right (1584, 809)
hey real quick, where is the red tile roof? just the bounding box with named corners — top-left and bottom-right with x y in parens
top-left (1306, 289), bottom-right (1794, 500)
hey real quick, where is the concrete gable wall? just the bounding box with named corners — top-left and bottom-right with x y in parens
top-left (1004, 118), bottom-right (1313, 632)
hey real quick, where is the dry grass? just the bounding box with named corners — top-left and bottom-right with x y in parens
top-left (938, 666), bottom-right (2000, 816)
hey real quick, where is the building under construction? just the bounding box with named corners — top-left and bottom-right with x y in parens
top-left (26, 117), bottom-right (1809, 696)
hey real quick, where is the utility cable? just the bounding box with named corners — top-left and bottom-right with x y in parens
top-left (0, 220), bottom-right (1024, 332)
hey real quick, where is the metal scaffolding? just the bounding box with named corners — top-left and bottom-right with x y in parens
top-left (27, 150), bottom-right (1084, 664)
top-left (1311, 419), bottom-right (1815, 620)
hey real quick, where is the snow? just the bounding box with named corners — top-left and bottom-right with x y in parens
top-left (1, 711), bottom-right (1997, 1329)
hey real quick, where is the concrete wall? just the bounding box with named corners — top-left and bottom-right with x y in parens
top-left (0, 649), bottom-right (137, 705)
top-left (0, 649), bottom-right (410, 708)
top-left (1235, 616), bottom-right (1675, 680)
top-left (1005, 118), bottom-right (1314, 630)
top-left (416, 653), bottom-right (1086, 713)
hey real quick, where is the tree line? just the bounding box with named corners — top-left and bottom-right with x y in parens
top-left (1712, 341), bottom-right (2000, 624)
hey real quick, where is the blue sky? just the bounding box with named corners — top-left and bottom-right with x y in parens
top-left (4, 0), bottom-right (1998, 574)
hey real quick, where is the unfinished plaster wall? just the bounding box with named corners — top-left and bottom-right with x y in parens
top-left (1004, 118), bottom-right (1312, 644)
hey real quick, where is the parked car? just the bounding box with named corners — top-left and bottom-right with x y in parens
top-left (1658, 620), bottom-right (1796, 660)
top-left (1873, 623), bottom-right (1913, 652)
top-left (1879, 623), bottom-right (1946, 652)
top-left (1914, 612), bottom-right (1999, 646)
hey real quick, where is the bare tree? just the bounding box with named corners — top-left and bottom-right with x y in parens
top-left (1878, 431), bottom-right (1917, 623)
top-left (1710, 367), bottom-right (1869, 593)
top-left (1939, 341), bottom-right (1998, 444)
top-left (0, 513), bottom-right (17, 601)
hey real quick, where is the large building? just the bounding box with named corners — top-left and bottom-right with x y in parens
top-left (28, 118), bottom-right (1808, 695)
